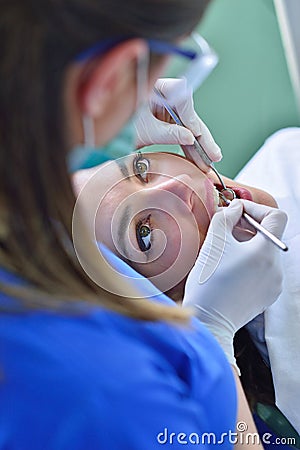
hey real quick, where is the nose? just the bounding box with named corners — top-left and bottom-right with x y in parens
top-left (149, 174), bottom-right (193, 208)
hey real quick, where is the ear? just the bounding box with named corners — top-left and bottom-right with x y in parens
top-left (77, 39), bottom-right (148, 118)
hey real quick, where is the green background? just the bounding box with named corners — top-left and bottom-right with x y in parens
top-left (151, 0), bottom-right (300, 178)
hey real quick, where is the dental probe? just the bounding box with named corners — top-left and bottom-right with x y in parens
top-left (153, 87), bottom-right (288, 252)
top-left (152, 87), bottom-right (227, 190)
top-left (219, 193), bottom-right (288, 252)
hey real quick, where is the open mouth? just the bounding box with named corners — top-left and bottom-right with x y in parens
top-left (214, 184), bottom-right (253, 206)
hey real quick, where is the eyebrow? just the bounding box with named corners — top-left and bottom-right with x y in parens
top-left (114, 158), bottom-right (132, 180)
top-left (117, 204), bottom-right (132, 259)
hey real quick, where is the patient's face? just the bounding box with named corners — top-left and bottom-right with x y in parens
top-left (73, 152), bottom-right (276, 294)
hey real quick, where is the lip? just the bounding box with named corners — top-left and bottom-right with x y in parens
top-left (231, 186), bottom-right (253, 201)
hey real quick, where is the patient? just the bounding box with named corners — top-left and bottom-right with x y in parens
top-left (74, 134), bottom-right (300, 444)
top-left (73, 150), bottom-right (277, 300)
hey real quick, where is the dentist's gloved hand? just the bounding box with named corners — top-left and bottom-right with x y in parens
top-left (182, 199), bottom-right (287, 373)
top-left (135, 78), bottom-right (222, 166)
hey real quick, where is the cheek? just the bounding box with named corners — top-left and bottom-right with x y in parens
top-left (159, 214), bottom-right (201, 269)
top-left (152, 215), bottom-right (182, 273)
top-left (133, 211), bottom-right (201, 292)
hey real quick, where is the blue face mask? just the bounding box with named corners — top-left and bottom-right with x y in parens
top-left (68, 118), bottom-right (136, 173)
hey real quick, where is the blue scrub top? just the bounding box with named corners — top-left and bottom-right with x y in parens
top-left (0, 253), bottom-right (236, 449)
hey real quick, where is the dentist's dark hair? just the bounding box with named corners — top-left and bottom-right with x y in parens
top-left (0, 0), bottom-right (210, 320)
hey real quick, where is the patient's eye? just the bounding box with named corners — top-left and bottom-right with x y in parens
top-left (134, 153), bottom-right (150, 183)
top-left (136, 216), bottom-right (152, 252)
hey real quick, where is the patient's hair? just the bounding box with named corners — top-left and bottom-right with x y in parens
top-left (0, 0), bottom-right (210, 321)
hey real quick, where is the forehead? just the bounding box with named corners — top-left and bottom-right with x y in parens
top-left (73, 151), bottom-right (200, 216)
top-left (73, 155), bottom-right (134, 193)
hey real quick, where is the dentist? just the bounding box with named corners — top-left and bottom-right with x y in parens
top-left (0, 0), bottom-right (286, 449)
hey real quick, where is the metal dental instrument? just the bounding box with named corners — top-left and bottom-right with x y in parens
top-left (153, 86), bottom-right (288, 252)
top-left (153, 87), bottom-right (229, 193)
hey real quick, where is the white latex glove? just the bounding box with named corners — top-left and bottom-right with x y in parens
top-left (135, 78), bottom-right (222, 164)
top-left (182, 199), bottom-right (288, 372)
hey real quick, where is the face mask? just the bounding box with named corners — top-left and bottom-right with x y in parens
top-left (68, 48), bottom-right (149, 173)
top-left (68, 117), bottom-right (136, 173)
